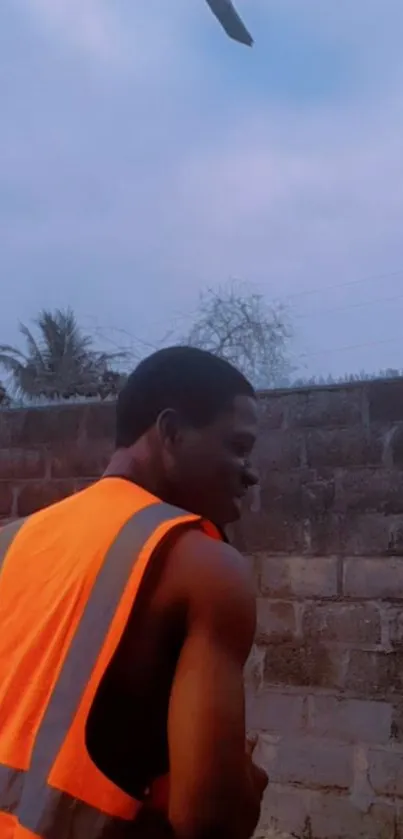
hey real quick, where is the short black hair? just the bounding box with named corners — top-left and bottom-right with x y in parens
top-left (115, 345), bottom-right (255, 448)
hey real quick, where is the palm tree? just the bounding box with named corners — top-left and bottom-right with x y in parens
top-left (0, 308), bottom-right (125, 401)
top-left (0, 381), bottom-right (10, 406)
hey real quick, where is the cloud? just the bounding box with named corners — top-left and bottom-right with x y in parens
top-left (1, 0), bottom-right (403, 378)
top-left (15, 0), bottom-right (206, 75)
top-left (18, 0), bottom-right (121, 61)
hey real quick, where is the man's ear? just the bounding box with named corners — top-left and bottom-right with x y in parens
top-left (156, 408), bottom-right (183, 450)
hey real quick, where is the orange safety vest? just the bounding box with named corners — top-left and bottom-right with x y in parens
top-left (0, 477), bottom-right (220, 838)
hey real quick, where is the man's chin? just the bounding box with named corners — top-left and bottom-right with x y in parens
top-left (221, 496), bottom-right (243, 525)
top-left (203, 497), bottom-right (243, 528)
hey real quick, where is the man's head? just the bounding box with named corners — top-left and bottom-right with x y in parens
top-left (113, 346), bottom-right (258, 525)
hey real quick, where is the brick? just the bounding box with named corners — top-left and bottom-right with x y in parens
top-left (391, 702), bottom-right (403, 742)
top-left (256, 599), bottom-right (296, 642)
top-left (396, 806), bottom-right (403, 839)
top-left (244, 644), bottom-right (265, 692)
top-left (0, 483), bottom-right (13, 517)
top-left (308, 793), bottom-right (395, 839)
top-left (337, 469), bottom-right (403, 515)
top-left (308, 696), bottom-right (392, 744)
top-left (246, 690), bottom-right (306, 733)
top-left (257, 783), bottom-right (310, 837)
top-left (235, 510), bottom-right (307, 553)
top-left (302, 602), bottom-right (381, 645)
top-left (368, 379), bottom-right (403, 423)
top-left (259, 470), bottom-right (335, 519)
top-left (286, 386), bottom-right (363, 429)
top-left (257, 394), bottom-right (287, 430)
top-left (345, 650), bottom-right (403, 697)
top-left (344, 557), bottom-right (403, 600)
top-left (255, 432), bottom-right (303, 471)
top-left (21, 406), bottom-right (85, 445)
top-left (390, 424), bottom-right (403, 468)
top-left (16, 480), bottom-right (77, 516)
top-left (0, 447), bottom-right (46, 479)
top-left (261, 555), bottom-right (338, 598)
top-left (259, 786), bottom-right (395, 839)
top-left (51, 441), bottom-right (113, 478)
top-left (389, 607), bottom-right (403, 647)
top-left (0, 409), bottom-right (26, 447)
top-left (308, 514), bottom-right (345, 555)
top-left (340, 514), bottom-right (403, 556)
top-left (84, 403), bottom-right (115, 440)
top-left (306, 427), bottom-right (382, 469)
top-left (264, 641), bottom-right (344, 689)
top-left (257, 734), bottom-right (353, 789)
top-left (369, 748), bottom-right (403, 797)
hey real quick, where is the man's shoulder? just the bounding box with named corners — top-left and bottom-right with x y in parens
top-left (166, 525), bottom-right (255, 611)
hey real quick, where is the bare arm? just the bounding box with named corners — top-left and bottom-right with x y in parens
top-left (166, 533), bottom-right (265, 839)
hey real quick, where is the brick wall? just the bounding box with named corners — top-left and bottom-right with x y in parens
top-left (1, 379), bottom-right (403, 838)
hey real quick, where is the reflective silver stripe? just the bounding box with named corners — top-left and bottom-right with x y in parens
top-left (0, 765), bottom-right (136, 838)
top-left (0, 765), bottom-right (24, 814)
top-left (1, 501), bottom-right (193, 836)
top-left (0, 519), bottom-right (27, 573)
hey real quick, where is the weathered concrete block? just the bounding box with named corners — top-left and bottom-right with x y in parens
top-left (369, 748), bottom-right (403, 797)
top-left (16, 480), bottom-right (76, 516)
top-left (306, 427), bottom-right (382, 469)
top-left (255, 432), bottom-right (303, 471)
top-left (340, 514), bottom-right (403, 556)
top-left (0, 483), bottom-right (13, 518)
top-left (261, 555), bottom-right (338, 599)
top-left (234, 510), bottom-right (306, 554)
top-left (286, 386), bottom-right (363, 429)
top-left (389, 424), bottom-right (403, 468)
top-left (259, 784), bottom-right (395, 839)
top-left (302, 602), bottom-right (382, 646)
top-left (0, 447), bottom-right (46, 479)
top-left (256, 599), bottom-right (297, 643)
top-left (368, 379), bottom-right (403, 423)
top-left (51, 442), bottom-right (113, 478)
top-left (345, 650), bottom-right (403, 697)
top-left (257, 734), bottom-right (353, 789)
top-left (84, 403), bottom-right (115, 440)
top-left (307, 695), bottom-right (392, 744)
top-left (308, 791), bottom-right (395, 839)
top-left (258, 394), bottom-right (288, 430)
top-left (20, 406), bottom-right (84, 445)
top-left (246, 690), bottom-right (306, 734)
top-left (337, 469), bottom-right (403, 515)
top-left (244, 644), bottom-right (265, 692)
top-left (389, 607), bottom-right (403, 647)
top-left (343, 557), bottom-right (403, 600)
top-left (264, 641), bottom-right (344, 690)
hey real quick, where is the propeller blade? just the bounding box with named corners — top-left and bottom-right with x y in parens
top-left (205, 0), bottom-right (253, 46)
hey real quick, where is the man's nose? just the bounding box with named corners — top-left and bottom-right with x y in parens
top-left (244, 464), bottom-right (259, 487)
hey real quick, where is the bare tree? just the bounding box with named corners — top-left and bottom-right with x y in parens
top-left (184, 284), bottom-right (293, 388)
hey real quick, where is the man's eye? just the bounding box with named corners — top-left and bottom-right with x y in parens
top-left (232, 440), bottom-right (249, 457)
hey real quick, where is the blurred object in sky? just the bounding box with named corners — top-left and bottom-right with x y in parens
top-left (205, 0), bottom-right (253, 46)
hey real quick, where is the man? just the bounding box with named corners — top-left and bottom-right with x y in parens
top-left (0, 346), bottom-right (267, 839)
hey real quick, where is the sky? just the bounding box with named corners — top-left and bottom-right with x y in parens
top-left (1, 0), bottom-right (403, 380)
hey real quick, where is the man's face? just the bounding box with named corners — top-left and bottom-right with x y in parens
top-left (169, 395), bottom-right (259, 525)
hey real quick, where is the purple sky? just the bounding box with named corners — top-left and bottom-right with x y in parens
top-left (1, 0), bottom-right (403, 380)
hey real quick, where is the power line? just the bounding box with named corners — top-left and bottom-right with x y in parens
top-left (300, 335), bottom-right (402, 359)
top-left (280, 268), bottom-right (403, 303)
top-left (294, 291), bottom-right (403, 320)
